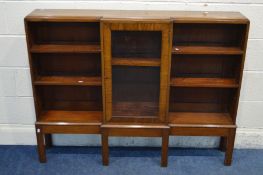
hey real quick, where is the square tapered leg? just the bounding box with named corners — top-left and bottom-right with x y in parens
top-left (102, 130), bottom-right (109, 166)
top-left (36, 126), bottom-right (46, 163)
top-left (161, 129), bottom-right (169, 167)
top-left (224, 129), bottom-right (236, 166)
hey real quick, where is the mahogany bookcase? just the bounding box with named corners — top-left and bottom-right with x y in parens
top-left (25, 9), bottom-right (249, 167)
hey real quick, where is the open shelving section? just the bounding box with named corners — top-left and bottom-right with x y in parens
top-left (27, 21), bottom-right (103, 122)
top-left (169, 19), bottom-right (249, 165)
top-left (169, 22), bottom-right (248, 127)
top-left (25, 16), bottom-right (103, 163)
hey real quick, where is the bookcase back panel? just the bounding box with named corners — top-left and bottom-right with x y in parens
top-left (37, 86), bottom-right (102, 111)
top-left (33, 53), bottom-right (101, 76)
top-left (111, 31), bottom-right (162, 58)
top-left (169, 87), bottom-right (236, 113)
top-left (112, 66), bottom-right (160, 117)
top-left (171, 55), bottom-right (241, 79)
top-left (29, 22), bottom-right (100, 45)
top-left (173, 23), bottom-right (246, 47)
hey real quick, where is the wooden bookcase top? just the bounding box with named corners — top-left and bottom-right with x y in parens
top-left (25, 9), bottom-right (249, 23)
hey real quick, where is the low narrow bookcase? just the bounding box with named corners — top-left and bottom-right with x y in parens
top-left (25, 10), bottom-right (249, 167)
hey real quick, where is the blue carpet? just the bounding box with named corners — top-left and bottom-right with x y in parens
top-left (0, 146), bottom-right (263, 175)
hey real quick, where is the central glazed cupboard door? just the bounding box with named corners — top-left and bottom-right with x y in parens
top-left (102, 20), bottom-right (172, 123)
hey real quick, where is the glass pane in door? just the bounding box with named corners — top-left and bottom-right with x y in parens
top-left (112, 66), bottom-right (160, 118)
top-left (110, 30), bottom-right (162, 119)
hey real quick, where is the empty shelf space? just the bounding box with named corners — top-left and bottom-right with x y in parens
top-left (170, 78), bottom-right (239, 88)
top-left (30, 44), bottom-right (101, 53)
top-left (37, 110), bottom-right (102, 125)
top-left (112, 57), bottom-right (161, 67)
top-left (172, 46), bottom-right (243, 55)
top-left (34, 76), bottom-right (102, 86)
top-left (169, 112), bottom-right (234, 127)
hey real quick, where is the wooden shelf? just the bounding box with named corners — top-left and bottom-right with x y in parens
top-left (169, 112), bottom-right (234, 127)
top-left (172, 46), bottom-right (243, 55)
top-left (170, 78), bottom-right (239, 88)
top-left (112, 101), bottom-right (159, 117)
top-left (34, 76), bottom-right (102, 86)
top-left (30, 44), bottom-right (101, 53)
top-left (101, 123), bottom-right (169, 129)
top-left (37, 110), bottom-right (102, 125)
top-left (112, 57), bottom-right (161, 67)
